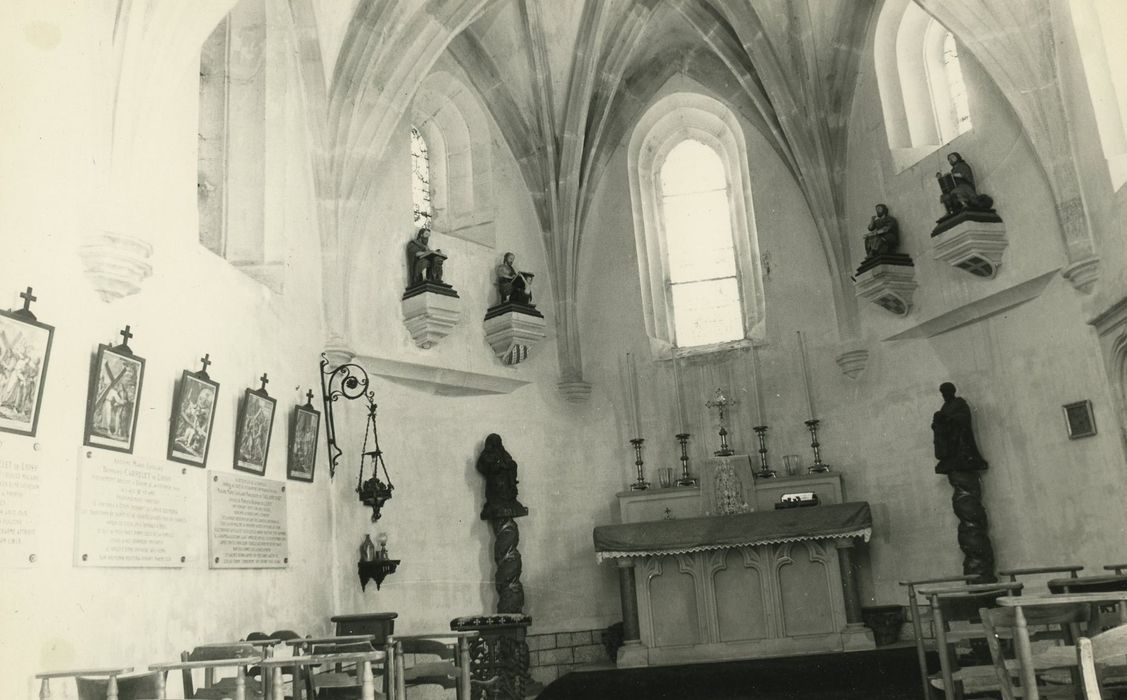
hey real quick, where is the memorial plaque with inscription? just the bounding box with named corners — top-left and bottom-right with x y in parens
top-left (75, 449), bottom-right (191, 567)
top-left (0, 440), bottom-right (43, 567)
top-left (208, 472), bottom-right (288, 569)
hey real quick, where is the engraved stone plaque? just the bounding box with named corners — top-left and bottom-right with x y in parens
top-left (208, 472), bottom-right (288, 568)
top-left (75, 449), bottom-right (191, 567)
top-left (0, 439), bottom-right (43, 567)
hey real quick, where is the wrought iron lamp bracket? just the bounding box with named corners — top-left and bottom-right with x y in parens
top-left (319, 353), bottom-right (372, 480)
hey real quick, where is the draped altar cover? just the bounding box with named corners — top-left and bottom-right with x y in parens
top-left (593, 501), bottom-right (872, 563)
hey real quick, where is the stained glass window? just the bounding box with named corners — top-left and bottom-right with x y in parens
top-left (411, 126), bottom-right (433, 229)
top-left (942, 32), bottom-right (972, 139)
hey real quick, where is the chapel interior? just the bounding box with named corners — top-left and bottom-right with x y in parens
top-left (4, 0), bottom-right (1127, 699)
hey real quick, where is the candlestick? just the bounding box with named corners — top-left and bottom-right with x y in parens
top-left (675, 433), bottom-right (696, 486)
top-left (629, 438), bottom-right (648, 490)
top-left (672, 354), bottom-right (687, 433)
top-left (805, 419), bottom-right (831, 472)
top-left (797, 331), bottom-right (815, 418)
top-left (752, 425), bottom-right (776, 479)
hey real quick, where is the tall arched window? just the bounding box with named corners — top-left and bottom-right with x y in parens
top-left (410, 126), bottom-right (433, 230)
top-left (1071, 0), bottom-right (1127, 190)
top-left (942, 32), bottom-right (973, 140)
top-left (875, 0), bottom-right (975, 169)
top-left (628, 91), bottom-right (765, 357)
top-left (659, 140), bottom-right (744, 347)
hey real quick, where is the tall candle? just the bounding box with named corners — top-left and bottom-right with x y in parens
top-left (672, 353), bottom-right (687, 432)
top-left (749, 345), bottom-right (764, 426)
top-left (628, 353), bottom-right (643, 437)
top-left (797, 331), bottom-right (815, 418)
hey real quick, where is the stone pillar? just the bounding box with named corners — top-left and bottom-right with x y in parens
top-left (614, 558), bottom-right (648, 667)
top-left (835, 539), bottom-right (863, 625)
top-left (835, 538), bottom-right (876, 651)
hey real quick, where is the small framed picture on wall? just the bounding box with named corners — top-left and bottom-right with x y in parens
top-left (0, 289), bottom-right (54, 438)
top-left (234, 375), bottom-right (276, 475)
top-left (84, 331), bottom-right (145, 454)
top-left (168, 357), bottom-right (220, 467)
top-left (1062, 400), bottom-right (1096, 440)
top-left (287, 395), bottom-right (320, 483)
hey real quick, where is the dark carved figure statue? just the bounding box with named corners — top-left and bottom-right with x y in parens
top-left (406, 228), bottom-right (448, 285)
top-left (476, 433), bottom-right (529, 616)
top-left (496, 252), bottom-right (535, 306)
top-left (932, 382), bottom-right (988, 474)
top-left (936, 152), bottom-right (995, 217)
top-left (864, 203), bottom-right (900, 260)
top-left (931, 382), bottom-right (995, 582)
top-left (477, 433), bottom-right (528, 520)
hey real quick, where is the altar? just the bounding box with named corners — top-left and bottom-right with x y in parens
top-left (593, 502), bottom-right (876, 667)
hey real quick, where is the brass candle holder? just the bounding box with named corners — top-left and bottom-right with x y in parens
top-left (805, 419), bottom-right (831, 473)
top-left (752, 425), bottom-right (776, 479)
top-left (675, 433), bottom-right (696, 486)
top-left (629, 438), bottom-right (649, 490)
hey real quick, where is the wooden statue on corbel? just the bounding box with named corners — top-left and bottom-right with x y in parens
top-left (401, 227), bottom-right (462, 349)
top-left (931, 152), bottom-right (1007, 279)
top-left (484, 252), bottom-right (546, 366)
top-left (853, 203), bottom-right (917, 316)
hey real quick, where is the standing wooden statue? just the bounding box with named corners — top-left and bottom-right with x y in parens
top-left (453, 434), bottom-right (534, 700)
top-left (931, 382), bottom-right (996, 582)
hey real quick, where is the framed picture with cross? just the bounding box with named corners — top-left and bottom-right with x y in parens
top-left (0, 286), bottom-right (54, 438)
top-left (167, 354), bottom-right (220, 467)
top-left (83, 325), bottom-right (145, 453)
top-left (287, 390), bottom-right (320, 483)
top-left (234, 373), bottom-right (276, 475)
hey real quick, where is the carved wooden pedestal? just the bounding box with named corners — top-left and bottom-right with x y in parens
top-left (450, 614), bottom-right (532, 700)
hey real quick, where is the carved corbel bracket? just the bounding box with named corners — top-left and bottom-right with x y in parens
top-left (1062, 256), bottom-right (1100, 295)
top-left (483, 304), bottom-right (547, 365)
top-left (401, 283), bottom-right (462, 349)
top-left (931, 220), bottom-right (1008, 279)
top-left (853, 256), bottom-right (917, 316)
top-left (78, 231), bottom-right (153, 303)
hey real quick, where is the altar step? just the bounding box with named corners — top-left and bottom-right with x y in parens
top-left (535, 644), bottom-right (934, 700)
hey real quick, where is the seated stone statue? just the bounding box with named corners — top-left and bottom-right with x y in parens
top-left (864, 203), bottom-right (900, 259)
top-left (936, 152), bottom-right (994, 217)
top-left (406, 228), bottom-right (448, 285)
top-left (496, 252), bottom-right (534, 306)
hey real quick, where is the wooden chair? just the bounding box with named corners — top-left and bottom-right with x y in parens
top-left (262, 650), bottom-right (388, 700)
top-left (900, 574), bottom-right (980, 699)
top-left (997, 592), bottom-right (1127, 700)
top-left (170, 642), bottom-right (264, 699)
top-left (1078, 624), bottom-right (1127, 699)
top-left (244, 631), bottom-right (303, 700)
top-left (288, 635), bottom-right (395, 700)
top-left (980, 601), bottom-right (1090, 699)
top-left (148, 653), bottom-right (266, 700)
top-left (387, 632), bottom-right (475, 700)
top-left (999, 565), bottom-right (1085, 586)
top-left (920, 581), bottom-right (1025, 699)
top-left (35, 667), bottom-right (162, 700)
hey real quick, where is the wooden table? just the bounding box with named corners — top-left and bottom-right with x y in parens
top-left (997, 592), bottom-right (1127, 700)
top-left (329, 612), bottom-right (398, 643)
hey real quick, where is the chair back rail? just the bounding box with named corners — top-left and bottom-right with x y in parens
top-left (926, 583), bottom-right (1024, 700)
top-left (1077, 624), bottom-right (1127, 699)
top-left (35, 667), bottom-right (134, 700)
top-left (899, 574), bottom-right (979, 700)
